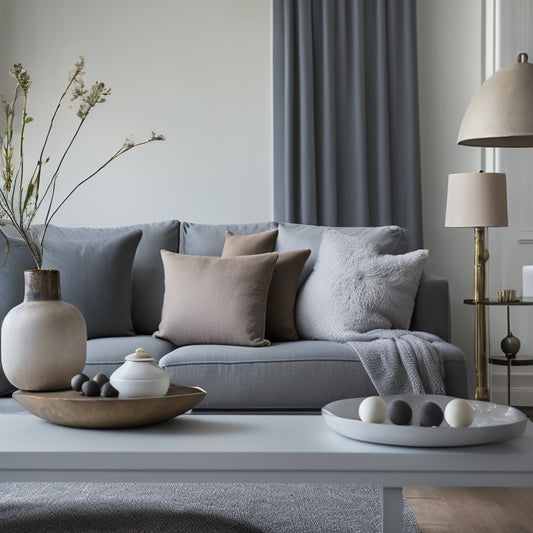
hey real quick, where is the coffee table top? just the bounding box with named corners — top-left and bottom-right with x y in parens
top-left (1, 413), bottom-right (532, 486)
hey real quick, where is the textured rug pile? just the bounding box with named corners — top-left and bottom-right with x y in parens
top-left (0, 482), bottom-right (420, 532)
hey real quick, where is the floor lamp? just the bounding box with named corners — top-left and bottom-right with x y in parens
top-left (452, 52), bottom-right (533, 400)
top-left (445, 172), bottom-right (508, 401)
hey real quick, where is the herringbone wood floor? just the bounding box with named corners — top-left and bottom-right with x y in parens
top-left (405, 407), bottom-right (533, 533)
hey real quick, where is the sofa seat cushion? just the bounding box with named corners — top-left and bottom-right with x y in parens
top-left (84, 335), bottom-right (176, 377)
top-left (159, 340), bottom-right (468, 409)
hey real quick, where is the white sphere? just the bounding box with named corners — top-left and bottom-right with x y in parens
top-left (444, 399), bottom-right (474, 428)
top-left (358, 396), bottom-right (387, 423)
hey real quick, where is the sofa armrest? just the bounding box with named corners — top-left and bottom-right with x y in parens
top-left (410, 273), bottom-right (451, 342)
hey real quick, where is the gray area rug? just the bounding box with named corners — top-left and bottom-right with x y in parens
top-left (0, 482), bottom-right (420, 532)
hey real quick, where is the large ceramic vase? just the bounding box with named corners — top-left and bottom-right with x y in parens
top-left (1, 269), bottom-right (87, 391)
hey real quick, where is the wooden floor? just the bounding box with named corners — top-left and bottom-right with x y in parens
top-left (404, 407), bottom-right (533, 533)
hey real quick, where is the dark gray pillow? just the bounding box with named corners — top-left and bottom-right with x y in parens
top-left (40, 228), bottom-right (142, 339)
top-left (32, 220), bottom-right (180, 335)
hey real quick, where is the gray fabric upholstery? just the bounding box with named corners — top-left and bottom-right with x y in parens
top-left (40, 227), bottom-right (142, 338)
top-left (121, 220), bottom-right (180, 334)
top-left (411, 273), bottom-right (451, 342)
top-left (160, 340), bottom-right (467, 410)
top-left (33, 220), bottom-right (180, 334)
top-left (275, 222), bottom-right (411, 285)
top-left (0, 220), bottom-right (466, 405)
top-left (0, 226), bottom-right (35, 396)
top-left (84, 336), bottom-right (176, 377)
top-left (179, 221), bottom-right (277, 256)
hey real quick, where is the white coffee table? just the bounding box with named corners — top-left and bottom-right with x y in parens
top-left (1, 412), bottom-right (532, 533)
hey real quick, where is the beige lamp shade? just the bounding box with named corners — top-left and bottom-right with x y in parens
top-left (445, 172), bottom-right (508, 227)
top-left (458, 53), bottom-right (533, 147)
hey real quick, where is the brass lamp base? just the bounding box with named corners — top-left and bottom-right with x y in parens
top-left (474, 227), bottom-right (489, 401)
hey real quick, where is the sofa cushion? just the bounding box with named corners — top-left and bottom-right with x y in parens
top-left (179, 221), bottom-right (277, 256)
top-left (39, 226), bottom-right (142, 338)
top-left (32, 221), bottom-right (180, 334)
top-left (275, 222), bottom-right (411, 286)
top-left (158, 339), bottom-right (467, 409)
top-left (84, 335), bottom-right (176, 377)
top-left (296, 230), bottom-right (428, 341)
top-left (154, 250), bottom-right (278, 347)
top-left (221, 229), bottom-right (278, 257)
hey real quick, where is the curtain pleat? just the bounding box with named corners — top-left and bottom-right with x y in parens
top-left (273, 0), bottom-right (423, 249)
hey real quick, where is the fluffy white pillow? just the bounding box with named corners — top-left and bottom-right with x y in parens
top-left (295, 230), bottom-right (428, 341)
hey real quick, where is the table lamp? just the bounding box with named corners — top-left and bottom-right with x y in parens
top-left (445, 171), bottom-right (508, 400)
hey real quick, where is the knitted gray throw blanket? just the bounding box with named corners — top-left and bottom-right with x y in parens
top-left (347, 330), bottom-right (446, 395)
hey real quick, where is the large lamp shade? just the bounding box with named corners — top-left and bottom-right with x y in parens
top-left (445, 172), bottom-right (508, 228)
top-left (457, 53), bottom-right (533, 147)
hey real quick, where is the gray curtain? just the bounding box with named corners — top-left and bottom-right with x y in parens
top-left (273, 0), bottom-right (423, 249)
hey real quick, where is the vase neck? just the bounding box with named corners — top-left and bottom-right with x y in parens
top-left (24, 269), bottom-right (61, 302)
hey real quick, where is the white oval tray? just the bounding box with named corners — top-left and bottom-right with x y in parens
top-left (321, 394), bottom-right (528, 447)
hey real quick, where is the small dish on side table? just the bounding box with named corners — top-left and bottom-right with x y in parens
top-left (13, 384), bottom-right (206, 429)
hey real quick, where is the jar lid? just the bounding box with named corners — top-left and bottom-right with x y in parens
top-left (125, 348), bottom-right (154, 362)
top-left (111, 348), bottom-right (169, 381)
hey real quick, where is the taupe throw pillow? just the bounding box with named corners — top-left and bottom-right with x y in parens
top-left (154, 250), bottom-right (278, 347)
top-left (265, 249), bottom-right (311, 341)
top-left (221, 229), bottom-right (278, 257)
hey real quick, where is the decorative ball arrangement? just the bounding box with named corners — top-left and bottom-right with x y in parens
top-left (357, 396), bottom-right (474, 428)
top-left (444, 398), bottom-right (474, 428)
top-left (419, 401), bottom-right (444, 427)
top-left (71, 372), bottom-right (119, 398)
top-left (387, 399), bottom-right (412, 425)
top-left (358, 396), bottom-right (387, 423)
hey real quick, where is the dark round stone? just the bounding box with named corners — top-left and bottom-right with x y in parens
top-left (71, 373), bottom-right (90, 392)
top-left (100, 382), bottom-right (119, 398)
top-left (81, 380), bottom-right (101, 397)
top-left (93, 372), bottom-right (110, 386)
top-left (418, 401), bottom-right (444, 427)
top-left (387, 399), bottom-right (412, 425)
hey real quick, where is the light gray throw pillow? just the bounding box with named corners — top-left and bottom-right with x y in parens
top-left (296, 230), bottom-right (428, 341)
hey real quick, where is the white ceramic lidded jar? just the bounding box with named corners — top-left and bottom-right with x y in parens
top-left (110, 348), bottom-right (170, 398)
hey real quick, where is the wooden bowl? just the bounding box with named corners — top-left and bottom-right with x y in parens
top-left (13, 384), bottom-right (206, 429)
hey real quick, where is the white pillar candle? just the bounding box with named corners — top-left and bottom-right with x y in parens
top-left (523, 266), bottom-right (533, 297)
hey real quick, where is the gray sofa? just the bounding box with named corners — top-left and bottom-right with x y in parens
top-left (0, 220), bottom-right (468, 409)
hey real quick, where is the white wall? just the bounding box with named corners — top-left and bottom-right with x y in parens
top-left (485, 0), bottom-right (533, 404)
top-left (0, 0), bottom-right (273, 227)
top-left (417, 0), bottom-right (485, 395)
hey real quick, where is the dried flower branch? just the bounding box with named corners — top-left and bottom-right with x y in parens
top-left (0, 56), bottom-right (165, 268)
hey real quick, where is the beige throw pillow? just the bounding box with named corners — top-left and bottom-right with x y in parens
top-left (221, 229), bottom-right (278, 257)
top-left (154, 250), bottom-right (278, 347)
